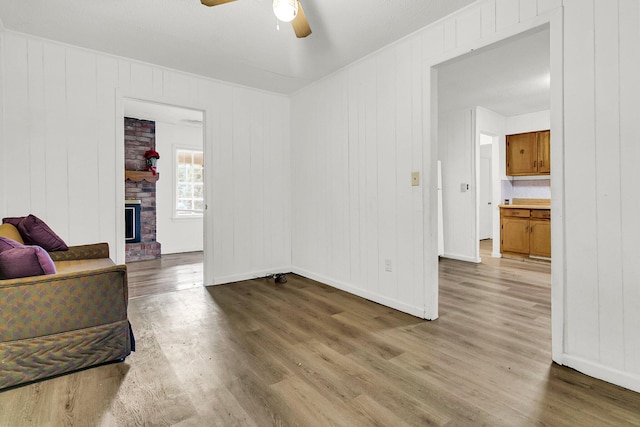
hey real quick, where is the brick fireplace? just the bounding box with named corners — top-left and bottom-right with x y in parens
top-left (124, 117), bottom-right (161, 262)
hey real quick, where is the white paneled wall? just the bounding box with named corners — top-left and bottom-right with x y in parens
top-left (561, 0), bottom-right (640, 388)
top-left (3, 0), bottom-right (640, 395)
top-left (293, 0), bottom-right (640, 393)
top-left (0, 31), bottom-right (291, 285)
top-left (292, 0), bottom-right (562, 317)
top-left (292, 38), bottom-right (426, 317)
top-left (155, 121), bottom-right (204, 255)
top-left (438, 108), bottom-right (478, 262)
top-left (618, 0), bottom-right (640, 380)
top-left (475, 106), bottom-right (506, 258)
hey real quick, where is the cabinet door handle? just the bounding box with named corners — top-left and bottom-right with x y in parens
top-left (540, 160), bottom-right (543, 167)
top-left (534, 160), bottom-right (537, 168)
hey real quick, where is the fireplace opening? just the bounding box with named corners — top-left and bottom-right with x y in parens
top-left (125, 200), bottom-right (141, 243)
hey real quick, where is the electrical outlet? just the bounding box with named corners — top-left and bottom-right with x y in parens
top-left (384, 259), bottom-right (392, 272)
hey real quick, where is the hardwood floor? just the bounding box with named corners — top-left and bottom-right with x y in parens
top-left (125, 252), bottom-right (203, 298)
top-left (1, 249), bottom-right (640, 426)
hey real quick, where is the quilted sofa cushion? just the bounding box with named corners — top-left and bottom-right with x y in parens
top-left (54, 258), bottom-right (115, 274)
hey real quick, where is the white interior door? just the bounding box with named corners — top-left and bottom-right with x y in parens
top-left (479, 144), bottom-right (493, 240)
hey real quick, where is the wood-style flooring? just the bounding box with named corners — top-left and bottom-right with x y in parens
top-left (125, 252), bottom-right (204, 298)
top-left (1, 244), bottom-right (640, 426)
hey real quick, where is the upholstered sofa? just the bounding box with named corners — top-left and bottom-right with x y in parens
top-left (0, 224), bottom-right (134, 390)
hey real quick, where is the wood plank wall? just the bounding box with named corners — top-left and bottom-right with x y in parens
top-left (291, 0), bottom-right (562, 318)
top-left (292, 0), bottom-right (640, 393)
top-left (292, 44), bottom-right (426, 317)
top-left (0, 32), bottom-right (291, 284)
top-left (562, 0), bottom-right (640, 386)
top-left (438, 108), bottom-right (477, 263)
top-left (3, 0), bottom-right (640, 395)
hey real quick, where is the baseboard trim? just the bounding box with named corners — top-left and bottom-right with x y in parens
top-left (291, 267), bottom-right (426, 319)
top-left (212, 266), bottom-right (292, 286)
top-left (441, 253), bottom-right (481, 263)
top-left (561, 353), bottom-right (640, 394)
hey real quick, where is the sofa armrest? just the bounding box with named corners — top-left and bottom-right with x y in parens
top-left (49, 242), bottom-right (110, 261)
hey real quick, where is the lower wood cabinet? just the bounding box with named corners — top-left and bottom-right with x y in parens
top-left (501, 216), bottom-right (530, 253)
top-left (500, 207), bottom-right (551, 257)
top-left (529, 210), bottom-right (551, 257)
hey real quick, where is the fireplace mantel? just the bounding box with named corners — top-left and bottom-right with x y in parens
top-left (125, 170), bottom-right (159, 182)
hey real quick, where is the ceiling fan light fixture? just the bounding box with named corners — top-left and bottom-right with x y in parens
top-left (273, 0), bottom-right (298, 23)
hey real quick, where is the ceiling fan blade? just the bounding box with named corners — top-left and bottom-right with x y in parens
top-left (291, 1), bottom-right (312, 38)
top-left (200, 0), bottom-right (237, 7)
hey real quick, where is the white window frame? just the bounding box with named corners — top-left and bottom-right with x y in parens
top-left (174, 147), bottom-right (204, 218)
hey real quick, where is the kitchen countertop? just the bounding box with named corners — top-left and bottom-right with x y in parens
top-left (499, 204), bottom-right (550, 210)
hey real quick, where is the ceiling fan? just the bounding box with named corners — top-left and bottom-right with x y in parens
top-left (200, 0), bottom-right (312, 38)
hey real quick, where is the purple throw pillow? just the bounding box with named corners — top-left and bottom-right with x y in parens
top-left (2, 217), bottom-right (24, 227)
top-left (0, 246), bottom-right (57, 279)
top-left (16, 215), bottom-right (68, 252)
top-left (0, 236), bottom-right (24, 253)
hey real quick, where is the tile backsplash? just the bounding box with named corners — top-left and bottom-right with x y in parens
top-left (502, 179), bottom-right (551, 203)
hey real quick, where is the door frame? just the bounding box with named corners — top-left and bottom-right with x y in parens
top-left (478, 137), bottom-right (495, 242)
top-left (115, 91), bottom-right (213, 286)
top-left (424, 8), bottom-right (565, 364)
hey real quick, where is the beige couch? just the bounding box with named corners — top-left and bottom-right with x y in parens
top-left (0, 243), bottom-right (133, 390)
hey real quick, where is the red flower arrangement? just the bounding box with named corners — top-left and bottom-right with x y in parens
top-left (144, 150), bottom-right (160, 175)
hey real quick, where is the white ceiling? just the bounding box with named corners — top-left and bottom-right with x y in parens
top-left (0, 0), bottom-right (550, 117)
top-left (0, 0), bottom-right (478, 94)
top-left (125, 26), bottom-right (551, 123)
top-left (437, 26), bottom-right (550, 117)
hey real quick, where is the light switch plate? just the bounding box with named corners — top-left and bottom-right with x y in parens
top-left (411, 172), bottom-right (420, 186)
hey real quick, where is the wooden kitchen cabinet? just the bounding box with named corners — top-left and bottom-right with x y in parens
top-left (537, 130), bottom-right (550, 174)
top-left (506, 130), bottom-right (550, 176)
top-left (500, 207), bottom-right (551, 258)
top-left (529, 209), bottom-right (551, 257)
top-left (506, 132), bottom-right (537, 176)
top-left (501, 216), bottom-right (530, 254)
top-left (529, 219), bottom-right (551, 257)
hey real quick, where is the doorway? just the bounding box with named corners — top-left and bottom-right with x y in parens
top-left (478, 134), bottom-right (494, 242)
top-left (436, 25), bottom-right (551, 265)
top-left (123, 99), bottom-right (205, 285)
top-left (425, 21), bottom-right (564, 352)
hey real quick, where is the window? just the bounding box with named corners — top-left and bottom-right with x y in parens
top-left (176, 149), bottom-right (204, 217)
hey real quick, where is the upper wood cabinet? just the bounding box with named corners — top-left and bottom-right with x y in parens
top-left (506, 130), bottom-right (550, 176)
top-left (536, 130), bottom-right (550, 174)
